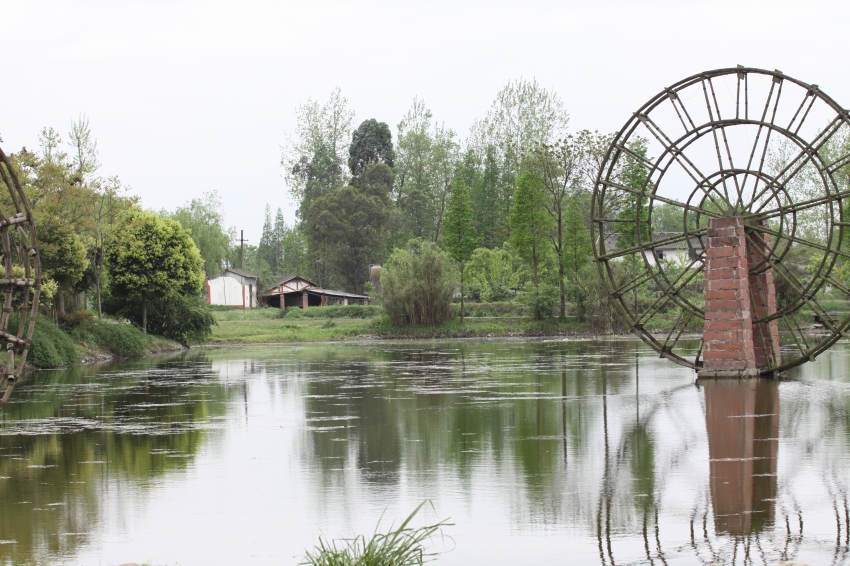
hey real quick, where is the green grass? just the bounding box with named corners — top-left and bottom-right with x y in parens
top-left (209, 308), bottom-right (373, 343)
top-left (209, 305), bottom-right (609, 344)
top-left (302, 502), bottom-right (450, 566)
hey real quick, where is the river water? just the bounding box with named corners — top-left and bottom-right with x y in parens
top-left (0, 338), bottom-right (848, 565)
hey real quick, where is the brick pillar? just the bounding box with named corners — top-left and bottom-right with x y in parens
top-left (747, 221), bottom-right (781, 369)
top-left (302, 291), bottom-right (308, 309)
top-left (701, 217), bottom-right (758, 377)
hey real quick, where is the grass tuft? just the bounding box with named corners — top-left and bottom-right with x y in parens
top-left (302, 502), bottom-right (451, 566)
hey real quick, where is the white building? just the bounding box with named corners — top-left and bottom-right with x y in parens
top-left (206, 268), bottom-right (259, 308)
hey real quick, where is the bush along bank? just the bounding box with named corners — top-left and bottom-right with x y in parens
top-left (9, 312), bottom-right (185, 370)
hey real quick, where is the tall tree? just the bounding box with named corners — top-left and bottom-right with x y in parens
top-left (395, 98), bottom-right (435, 240)
top-left (106, 210), bottom-right (205, 334)
top-left (442, 177), bottom-right (479, 322)
top-left (281, 87), bottom-right (355, 214)
top-left (529, 136), bottom-right (582, 317)
top-left (470, 78), bottom-right (570, 182)
top-left (349, 119), bottom-right (394, 181)
top-left (257, 204), bottom-right (276, 274)
top-left (89, 176), bottom-right (137, 317)
top-left (302, 185), bottom-right (390, 293)
top-left (562, 192), bottom-right (593, 321)
top-left (509, 171), bottom-right (553, 291)
top-left (68, 114), bottom-right (100, 184)
top-left (170, 191), bottom-right (232, 278)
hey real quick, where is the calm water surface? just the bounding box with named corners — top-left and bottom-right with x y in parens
top-left (0, 338), bottom-right (849, 565)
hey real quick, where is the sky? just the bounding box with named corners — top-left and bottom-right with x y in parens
top-left (3, 0), bottom-right (849, 245)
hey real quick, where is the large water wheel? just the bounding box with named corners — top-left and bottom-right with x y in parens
top-left (0, 145), bottom-right (41, 407)
top-left (592, 66), bottom-right (850, 374)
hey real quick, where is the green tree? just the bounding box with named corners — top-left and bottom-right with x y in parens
top-left (257, 204), bottom-right (277, 274)
top-left (466, 246), bottom-right (520, 302)
top-left (470, 78), bottom-right (570, 185)
top-left (562, 192), bottom-right (593, 321)
top-left (106, 210), bottom-right (205, 334)
top-left (282, 87), bottom-right (355, 214)
top-left (38, 226), bottom-right (89, 316)
top-left (88, 176), bottom-right (137, 318)
top-left (442, 177), bottom-right (478, 321)
top-left (302, 185), bottom-right (390, 293)
top-left (509, 172), bottom-right (553, 292)
top-left (349, 119), bottom-right (394, 181)
top-left (169, 191), bottom-right (231, 278)
top-left (528, 136), bottom-right (582, 317)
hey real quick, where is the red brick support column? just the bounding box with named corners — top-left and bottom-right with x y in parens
top-left (302, 291), bottom-right (308, 309)
top-left (701, 217), bottom-right (759, 377)
top-left (747, 222), bottom-right (781, 369)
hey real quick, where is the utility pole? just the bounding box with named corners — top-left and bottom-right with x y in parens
top-left (235, 230), bottom-right (249, 270)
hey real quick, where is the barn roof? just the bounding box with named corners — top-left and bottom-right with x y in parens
top-left (224, 267), bottom-right (259, 279)
top-left (276, 275), bottom-right (318, 287)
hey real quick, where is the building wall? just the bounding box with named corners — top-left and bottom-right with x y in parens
top-left (207, 276), bottom-right (256, 308)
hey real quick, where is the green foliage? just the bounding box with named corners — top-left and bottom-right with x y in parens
top-left (442, 177), bottom-right (478, 265)
top-left (9, 316), bottom-right (79, 368)
top-left (509, 171), bottom-right (553, 287)
top-left (302, 502), bottom-right (449, 566)
top-left (284, 305), bottom-right (382, 319)
top-left (168, 191), bottom-right (231, 278)
top-left (68, 318), bottom-right (148, 357)
top-left (110, 294), bottom-right (217, 344)
top-left (382, 239), bottom-right (455, 327)
top-left (302, 185), bottom-right (390, 293)
top-left (282, 87), bottom-right (355, 212)
top-left (562, 192), bottom-right (593, 321)
top-left (516, 281), bottom-right (559, 321)
top-left (615, 138), bottom-right (651, 249)
top-left (106, 209), bottom-right (206, 334)
top-left (465, 247), bottom-right (519, 302)
top-left (349, 119), bottom-right (394, 180)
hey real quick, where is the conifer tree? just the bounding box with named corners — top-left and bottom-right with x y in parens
top-left (442, 177), bottom-right (478, 321)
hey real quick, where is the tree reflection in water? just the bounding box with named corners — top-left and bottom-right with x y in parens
top-left (0, 341), bottom-right (847, 565)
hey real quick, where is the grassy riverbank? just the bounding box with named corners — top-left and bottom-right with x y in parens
top-left (206, 304), bottom-right (600, 344)
top-left (21, 314), bottom-right (184, 369)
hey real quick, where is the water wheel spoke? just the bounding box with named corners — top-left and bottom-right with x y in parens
top-left (747, 232), bottom-right (837, 333)
top-left (755, 188), bottom-right (850, 220)
top-left (753, 224), bottom-right (850, 260)
top-left (598, 229), bottom-right (707, 262)
top-left (611, 269), bottom-right (655, 299)
top-left (600, 179), bottom-right (722, 219)
top-left (634, 113), bottom-right (733, 209)
top-left (635, 261), bottom-right (705, 327)
top-left (787, 85), bottom-right (818, 135)
top-left (667, 87), bottom-right (696, 132)
top-left (751, 116), bottom-right (846, 212)
top-left (701, 78), bottom-right (741, 205)
top-left (661, 309), bottom-right (695, 356)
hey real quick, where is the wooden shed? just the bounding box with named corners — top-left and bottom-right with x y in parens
top-left (263, 275), bottom-right (370, 309)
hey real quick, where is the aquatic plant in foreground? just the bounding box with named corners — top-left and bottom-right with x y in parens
top-left (301, 502), bottom-right (451, 566)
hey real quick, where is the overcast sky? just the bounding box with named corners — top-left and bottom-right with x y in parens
top-left (3, 0), bottom-right (849, 244)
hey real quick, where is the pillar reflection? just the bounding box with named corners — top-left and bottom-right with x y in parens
top-left (702, 378), bottom-right (779, 536)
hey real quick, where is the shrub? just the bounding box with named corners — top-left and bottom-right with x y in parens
top-left (382, 239), bottom-right (455, 327)
top-left (105, 293), bottom-right (216, 343)
top-left (9, 315), bottom-right (79, 368)
top-left (287, 304), bottom-right (382, 319)
top-left (69, 319), bottom-right (148, 357)
top-left (517, 282), bottom-right (559, 321)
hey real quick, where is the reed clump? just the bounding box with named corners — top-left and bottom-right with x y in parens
top-left (302, 502), bottom-right (451, 566)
